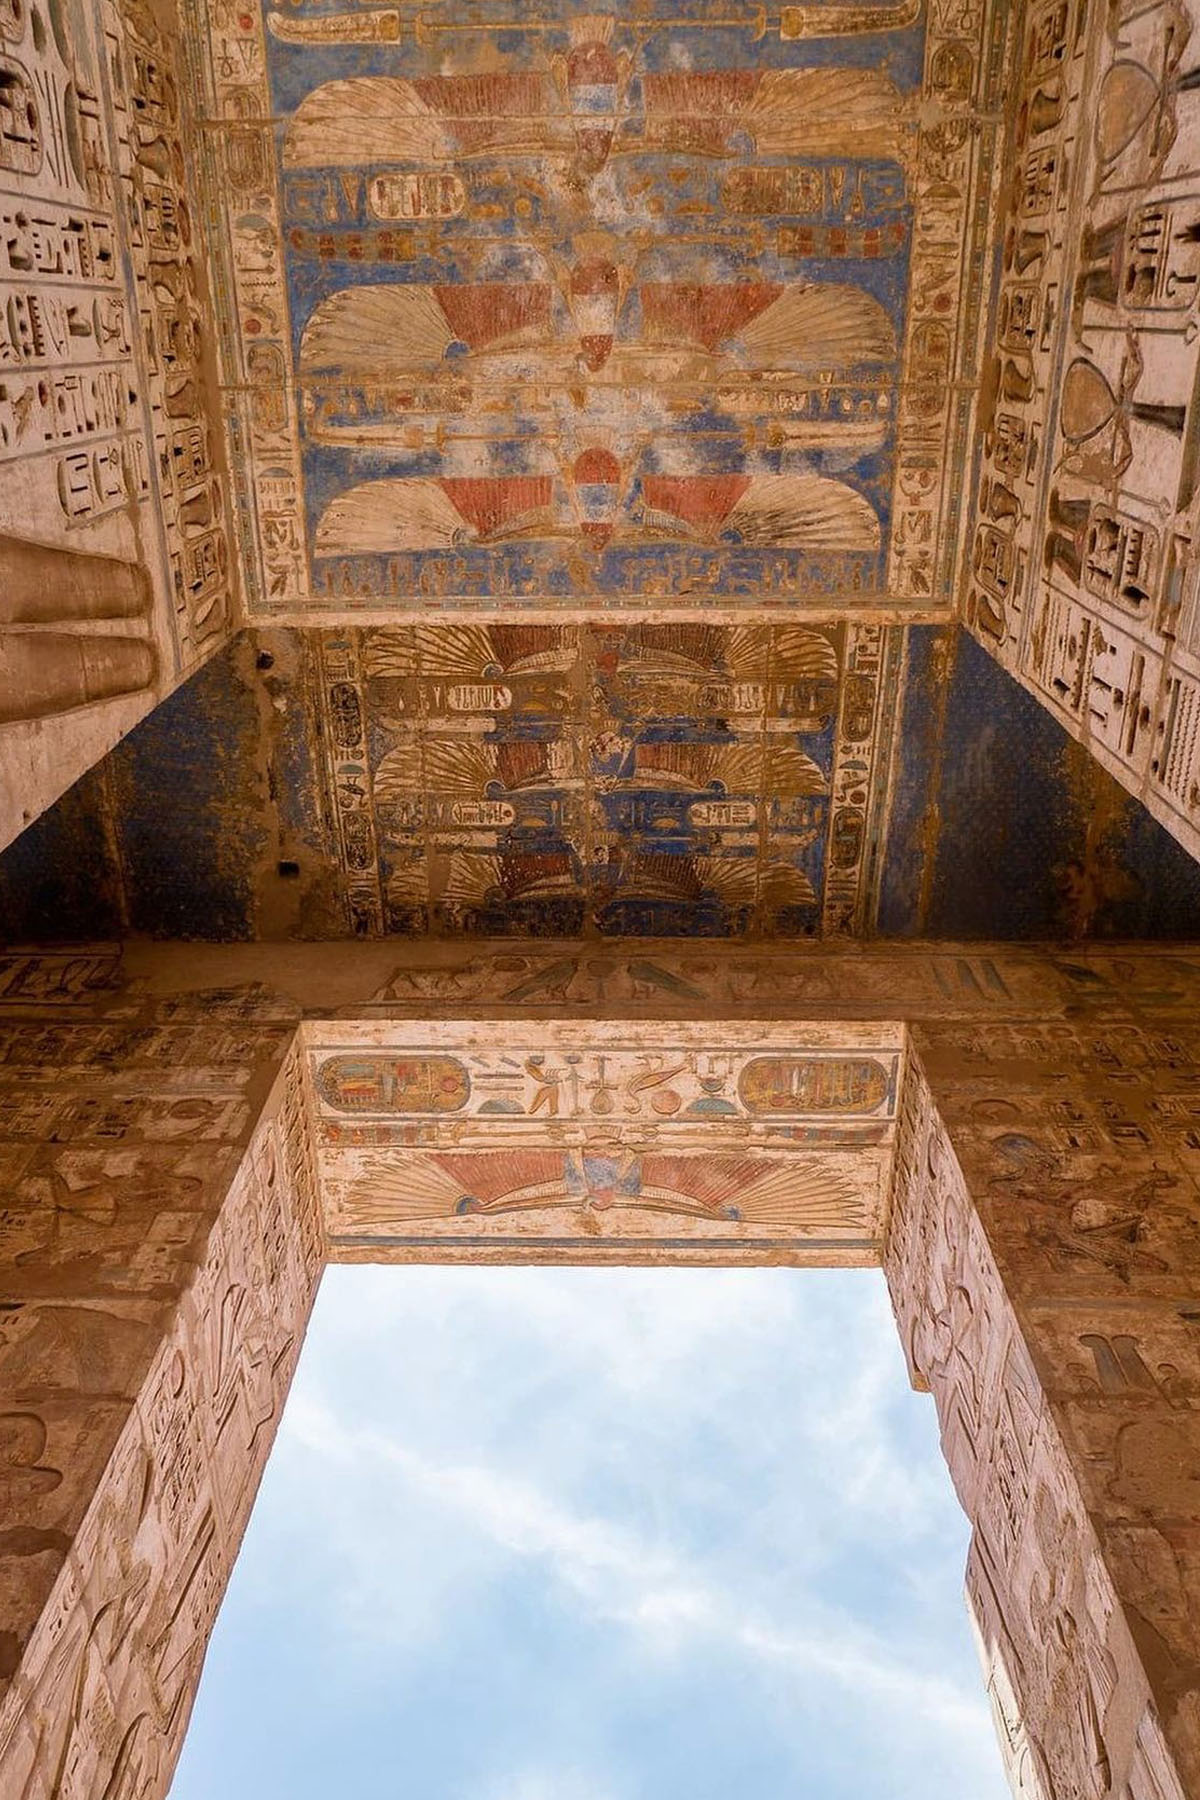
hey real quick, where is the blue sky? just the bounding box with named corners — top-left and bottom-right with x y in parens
top-left (170, 1267), bottom-right (1008, 1800)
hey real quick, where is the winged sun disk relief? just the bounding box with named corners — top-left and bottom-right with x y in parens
top-left (360, 622), bottom-right (839, 688)
top-left (314, 471), bottom-right (881, 557)
top-left (283, 66), bottom-right (914, 171)
top-left (298, 281), bottom-right (897, 379)
top-left (333, 1148), bottom-right (864, 1230)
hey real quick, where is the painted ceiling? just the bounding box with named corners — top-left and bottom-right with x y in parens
top-left (4, 0), bottom-right (1200, 946)
top-left (6, 623), bottom-right (1200, 943)
top-left (304, 619), bottom-right (897, 935)
top-left (184, 0), bottom-right (1002, 614)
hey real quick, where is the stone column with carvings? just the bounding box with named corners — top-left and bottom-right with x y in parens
top-left (887, 1009), bottom-right (1200, 1800)
top-left (0, 968), bottom-right (320, 1799)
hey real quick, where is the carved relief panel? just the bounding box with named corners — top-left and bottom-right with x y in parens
top-left (0, 1047), bottom-right (322, 1800)
top-left (0, 976), bottom-right (301, 1726)
top-left (309, 621), bottom-right (904, 939)
top-left (183, 0), bottom-right (1008, 619)
top-left (0, 944), bottom-right (1199, 1800)
top-left (309, 1020), bottom-right (902, 1262)
top-left (899, 1019), bottom-right (1200, 1799)
top-left (0, 0), bottom-right (237, 847)
top-left (966, 0), bottom-right (1200, 863)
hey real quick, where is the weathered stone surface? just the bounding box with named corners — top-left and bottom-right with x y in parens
top-left (963, 0), bottom-right (1200, 864)
top-left (0, 0), bottom-right (237, 848)
top-left (0, 942), bottom-right (1196, 1799)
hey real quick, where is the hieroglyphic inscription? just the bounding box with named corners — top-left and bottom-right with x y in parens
top-left (0, 944), bottom-right (1198, 1800)
top-left (0, 1044), bottom-right (320, 1799)
top-left (890, 1019), bottom-right (1200, 1797)
top-left (311, 1022), bottom-right (900, 1259)
top-left (0, 0), bottom-right (236, 847)
top-left (965, 0), bottom-right (1200, 862)
top-left (0, 977), bottom-right (299, 1725)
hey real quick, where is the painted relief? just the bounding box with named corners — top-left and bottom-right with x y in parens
top-left (96, 0), bottom-right (236, 662)
top-left (312, 1026), bottom-right (898, 1255)
top-left (314, 619), bottom-right (900, 935)
top-left (0, 952), bottom-right (1199, 1799)
top-left (325, 1146), bottom-right (873, 1247)
top-left (187, 0), bottom-right (1006, 613)
top-left (0, 0), bottom-right (234, 654)
top-left (312, 1040), bottom-right (900, 1138)
top-left (316, 1053), bottom-right (470, 1112)
top-left (965, 0), bottom-right (1200, 862)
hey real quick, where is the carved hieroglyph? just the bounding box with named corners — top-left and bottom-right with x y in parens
top-left (884, 1062), bottom-right (1170, 1800)
top-left (887, 1013), bottom-right (1200, 1800)
top-left (963, 0), bottom-right (1200, 864)
top-left (0, 0), bottom-right (237, 847)
top-left (183, 0), bottom-right (1007, 617)
top-left (0, 1046), bottom-right (321, 1800)
top-left (0, 940), bottom-right (1199, 1800)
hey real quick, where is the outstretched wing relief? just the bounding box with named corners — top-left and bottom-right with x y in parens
top-left (315, 477), bottom-right (555, 555)
top-left (721, 474), bottom-right (881, 551)
top-left (329, 1149), bottom-right (865, 1234)
top-left (301, 286), bottom-right (458, 371)
top-left (641, 281), bottom-right (895, 368)
top-left (745, 66), bottom-right (911, 161)
top-left (316, 471), bottom-right (878, 555)
top-left (717, 741), bottom-right (828, 797)
top-left (284, 73), bottom-right (565, 166)
top-left (285, 78), bottom-right (457, 166)
top-left (725, 626), bottom-right (841, 685)
top-left (643, 66), bottom-right (911, 163)
top-left (735, 283), bottom-right (896, 368)
top-left (640, 1154), bottom-right (864, 1229)
top-left (315, 478), bottom-right (474, 555)
top-left (300, 283), bottom-right (553, 373)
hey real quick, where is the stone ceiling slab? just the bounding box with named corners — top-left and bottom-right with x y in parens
top-left (9, 623), bottom-right (1200, 943)
top-left (313, 619), bottom-right (900, 935)
top-left (184, 0), bottom-right (1008, 617)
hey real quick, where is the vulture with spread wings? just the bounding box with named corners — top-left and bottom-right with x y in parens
top-left (284, 64), bottom-right (912, 171)
top-left (314, 469), bottom-right (880, 557)
top-left (331, 1148), bottom-right (865, 1232)
top-left (298, 278), bottom-right (896, 383)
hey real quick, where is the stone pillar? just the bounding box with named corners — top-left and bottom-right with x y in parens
top-left (886, 1014), bottom-right (1200, 1800)
top-left (0, 971), bottom-right (317, 1799)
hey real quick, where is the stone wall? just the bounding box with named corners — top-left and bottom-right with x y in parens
top-left (963, 0), bottom-right (1200, 867)
top-left (0, 968), bottom-right (301, 1744)
top-left (887, 1008), bottom-right (1200, 1796)
top-left (0, 0), bottom-right (238, 848)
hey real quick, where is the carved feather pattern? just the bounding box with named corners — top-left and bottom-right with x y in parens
top-left (723, 475), bottom-right (880, 552)
top-left (315, 479), bottom-right (474, 556)
top-left (715, 742), bottom-right (828, 796)
top-left (285, 77), bottom-right (455, 166)
top-left (300, 285), bottom-right (456, 372)
top-left (736, 283), bottom-right (896, 367)
top-left (334, 1149), bottom-right (864, 1231)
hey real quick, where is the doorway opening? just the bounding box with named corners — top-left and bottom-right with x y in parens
top-left (169, 1266), bottom-right (1008, 1800)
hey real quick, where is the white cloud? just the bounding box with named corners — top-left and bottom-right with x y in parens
top-left (470, 1769), bottom-right (622, 1800)
top-left (283, 1392), bottom-right (992, 1741)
